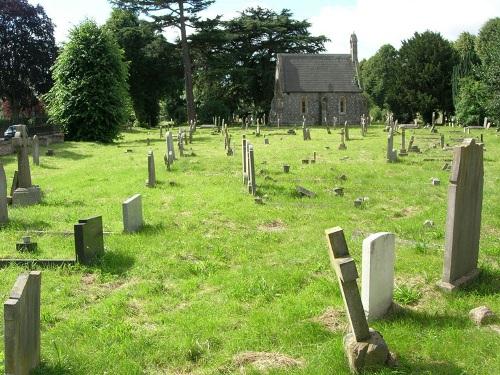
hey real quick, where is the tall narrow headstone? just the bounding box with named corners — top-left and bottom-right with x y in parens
top-left (247, 144), bottom-right (256, 196)
top-left (12, 125), bottom-right (41, 206)
top-left (146, 151), bottom-right (156, 188)
top-left (0, 164), bottom-right (8, 225)
top-left (339, 129), bottom-right (347, 150)
top-left (166, 131), bottom-right (176, 162)
top-left (344, 121), bottom-right (350, 141)
top-left (4, 271), bottom-right (41, 375)
top-left (439, 138), bottom-right (484, 291)
top-left (32, 135), bottom-right (40, 166)
top-left (399, 128), bottom-right (407, 156)
top-left (362, 233), bottom-right (395, 320)
top-left (387, 129), bottom-right (397, 162)
top-left (242, 136), bottom-right (248, 184)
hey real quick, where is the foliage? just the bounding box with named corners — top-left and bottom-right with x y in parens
top-left (397, 31), bottom-right (457, 123)
top-left (476, 18), bottom-right (500, 124)
top-left (105, 9), bottom-right (183, 127)
top-left (45, 20), bottom-right (129, 142)
top-left (394, 284), bottom-right (422, 305)
top-left (0, 0), bottom-right (57, 120)
top-left (359, 44), bottom-right (399, 111)
top-left (455, 77), bottom-right (487, 126)
top-left (191, 7), bottom-right (327, 119)
top-left (109, 0), bottom-right (216, 124)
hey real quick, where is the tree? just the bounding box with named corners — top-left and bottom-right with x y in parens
top-left (45, 20), bottom-right (129, 142)
top-left (397, 31), bottom-right (457, 123)
top-left (359, 44), bottom-right (399, 110)
top-left (0, 0), bottom-right (57, 121)
top-left (476, 18), bottom-right (500, 124)
top-left (109, 0), bottom-right (215, 125)
top-left (105, 9), bottom-right (183, 127)
top-left (451, 32), bottom-right (480, 110)
top-left (190, 7), bottom-right (327, 118)
top-left (455, 77), bottom-right (487, 126)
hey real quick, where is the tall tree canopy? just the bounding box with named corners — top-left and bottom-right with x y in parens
top-left (0, 0), bottom-right (57, 121)
top-left (46, 20), bottom-right (129, 142)
top-left (105, 9), bottom-right (183, 127)
top-left (109, 0), bottom-right (215, 125)
top-left (190, 7), bottom-right (328, 121)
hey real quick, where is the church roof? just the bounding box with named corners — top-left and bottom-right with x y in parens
top-left (278, 54), bottom-right (362, 93)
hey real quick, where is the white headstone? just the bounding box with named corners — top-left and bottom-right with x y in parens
top-left (0, 164), bottom-right (8, 225)
top-left (361, 232), bottom-right (395, 321)
top-left (122, 194), bottom-right (143, 233)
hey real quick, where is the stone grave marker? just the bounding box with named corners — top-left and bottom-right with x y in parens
top-left (344, 121), bottom-right (350, 141)
top-left (4, 271), bottom-right (41, 375)
top-left (296, 186), bottom-right (316, 197)
top-left (122, 194), bottom-right (143, 233)
top-left (362, 232), bottom-right (395, 321)
top-left (339, 129), bottom-right (347, 150)
top-left (283, 164), bottom-right (290, 173)
top-left (387, 129), bottom-right (397, 163)
top-left (440, 134), bottom-right (445, 149)
top-left (324, 227), bottom-right (391, 373)
top-left (242, 136), bottom-right (248, 184)
top-left (0, 164), bottom-right (7, 225)
top-left (16, 236), bottom-right (37, 252)
top-left (32, 135), bottom-right (40, 166)
top-left (399, 128), bottom-right (407, 156)
top-left (146, 150), bottom-right (156, 187)
top-left (46, 149), bottom-right (54, 156)
top-left (74, 216), bottom-right (104, 265)
top-left (247, 143), bottom-right (256, 196)
top-left (166, 131), bottom-right (176, 163)
top-left (12, 125), bottom-right (42, 206)
top-left (438, 138), bottom-right (484, 291)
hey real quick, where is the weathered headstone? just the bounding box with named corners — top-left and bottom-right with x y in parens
top-left (399, 128), bottom-right (407, 156)
top-left (0, 164), bottom-right (7, 225)
top-left (32, 135), bottom-right (40, 166)
top-left (339, 129), bottom-right (347, 150)
top-left (146, 150), bottom-right (156, 187)
top-left (122, 194), bottom-right (143, 233)
top-left (325, 228), bottom-right (391, 373)
top-left (283, 164), bottom-right (290, 173)
top-left (16, 236), bottom-right (37, 252)
top-left (242, 136), bottom-right (248, 184)
top-left (387, 129), bottom-right (397, 163)
top-left (4, 271), bottom-right (41, 375)
top-left (296, 186), bottom-right (316, 197)
top-left (247, 144), bottom-right (256, 196)
top-left (438, 138), bottom-right (484, 291)
top-left (362, 233), bottom-right (395, 321)
top-left (74, 216), bottom-right (104, 265)
top-left (344, 121), bottom-right (350, 141)
top-left (11, 125), bottom-right (42, 206)
top-left (166, 131), bottom-right (176, 162)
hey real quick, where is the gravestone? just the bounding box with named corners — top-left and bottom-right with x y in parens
top-left (11, 125), bottom-right (42, 206)
top-left (399, 128), bottom-right (407, 156)
top-left (0, 164), bottom-right (8, 225)
top-left (146, 151), bottom-right (156, 187)
top-left (344, 122), bottom-right (350, 141)
top-left (325, 227), bottom-right (391, 373)
top-left (387, 129), bottom-right (397, 163)
top-left (296, 186), bottom-right (315, 197)
top-left (74, 216), bottom-right (104, 265)
top-left (283, 164), bottom-right (290, 173)
top-left (4, 271), bottom-right (41, 375)
top-left (339, 129), bottom-right (347, 150)
top-left (438, 138), bottom-right (484, 291)
top-left (32, 135), bottom-right (40, 166)
top-left (362, 232), bottom-right (395, 321)
top-left (242, 136), bottom-right (248, 184)
top-left (166, 131), bottom-right (176, 163)
top-left (122, 194), bottom-right (143, 233)
top-left (440, 134), bottom-right (445, 149)
top-left (16, 236), bottom-right (37, 252)
top-left (247, 144), bottom-right (256, 196)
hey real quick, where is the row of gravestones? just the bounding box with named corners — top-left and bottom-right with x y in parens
top-left (325, 138), bottom-right (485, 372)
top-left (241, 136), bottom-right (256, 196)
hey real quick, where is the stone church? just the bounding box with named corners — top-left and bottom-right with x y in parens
top-left (269, 33), bottom-right (367, 125)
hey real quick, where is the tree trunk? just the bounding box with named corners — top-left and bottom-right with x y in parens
top-left (10, 97), bottom-right (20, 124)
top-left (178, 1), bottom-right (196, 126)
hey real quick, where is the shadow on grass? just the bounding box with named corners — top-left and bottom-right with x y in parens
top-left (460, 266), bottom-right (500, 297)
top-left (52, 149), bottom-right (91, 161)
top-left (140, 222), bottom-right (167, 234)
top-left (6, 218), bottom-right (52, 230)
top-left (396, 358), bottom-right (466, 375)
top-left (384, 305), bottom-right (468, 328)
top-left (98, 250), bottom-right (135, 276)
top-left (33, 363), bottom-right (74, 375)
top-left (38, 163), bottom-right (60, 170)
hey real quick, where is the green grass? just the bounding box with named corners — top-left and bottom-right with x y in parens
top-left (0, 125), bottom-right (499, 374)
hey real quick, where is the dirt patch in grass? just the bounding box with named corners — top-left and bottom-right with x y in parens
top-left (394, 275), bottom-right (440, 310)
top-left (233, 351), bottom-right (304, 372)
top-left (258, 220), bottom-right (287, 232)
top-left (310, 306), bottom-right (347, 333)
top-left (394, 206), bottom-right (420, 218)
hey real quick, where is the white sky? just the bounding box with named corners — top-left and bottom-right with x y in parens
top-left (31, 0), bottom-right (500, 59)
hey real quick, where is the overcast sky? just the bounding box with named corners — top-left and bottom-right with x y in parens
top-left (31, 0), bottom-right (500, 59)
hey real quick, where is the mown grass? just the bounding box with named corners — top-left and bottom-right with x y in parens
top-left (0, 124), bottom-right (499, 374)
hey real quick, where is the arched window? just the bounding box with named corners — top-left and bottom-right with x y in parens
top-left (301, 96), bottom-right (307, 114)
top-left (339, 96), bottom-right (347, 114)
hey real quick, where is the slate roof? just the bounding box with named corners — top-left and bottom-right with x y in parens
top-left (278, 54), bottom-right (362, 93)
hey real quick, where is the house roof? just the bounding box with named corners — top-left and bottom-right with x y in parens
top-left (279, 54), bottom-right (362, 93)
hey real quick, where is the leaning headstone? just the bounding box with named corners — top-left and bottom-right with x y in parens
top-left (296, 186), bottom-right (316, 198)
top-left (32, 135), bottom-right (40, 166)
top-left (439, 138), bottom-right (484, 291)
top-left (324, 228), bottom-right (391, 373)
top-left (146, 150), bottom-right (156, 188)
top-left (12, 125), bottom-right (41, 206)
top-left (74, 216), bottom-right (104, 265)
top-left (4, 271), bottom-right (41, 375)
top-left (122, 194), bottom-right (143, 233)
top-left (0, 164), bottom-right (7, 225)
top-left (362, 233), bottom-right (395, 321)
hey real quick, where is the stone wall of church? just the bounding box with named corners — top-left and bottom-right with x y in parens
top-left (270, 92), bottom-right (368, 126)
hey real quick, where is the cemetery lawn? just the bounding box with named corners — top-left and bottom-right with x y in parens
top-left (0, 125), bottom-right (499, 375)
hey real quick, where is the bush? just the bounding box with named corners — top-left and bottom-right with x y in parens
top-left (45, 20), bottom-right (129, 142)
